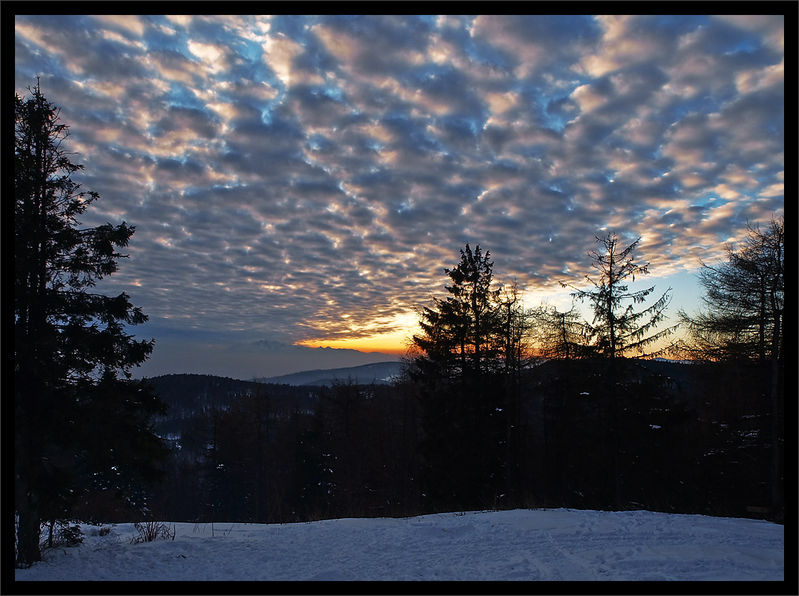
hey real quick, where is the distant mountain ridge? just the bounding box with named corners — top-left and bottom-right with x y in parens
top-left (258, 361), bottom-right (404, 386)
top-left (136, 335), bottom-right (400, 380)
top-left (250, 339), bottom-right (392, 355)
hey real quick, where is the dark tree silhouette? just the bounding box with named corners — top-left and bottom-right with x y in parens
top-left (412, 244), bottom-right (502, 379)
top-left (497, 281), bottom-right (533, 374)
top-left (14, 83), bottom-right (165, 567)
top-left (409, 244), bottom-right (510, 510)
top-left (564, 232), bottom-right (678, 359)
top-left (679, 216), bottom-right (784, 363)
top-left (531, 305), bottom-right (591, 359)
top-left (679, 215), bottom-right (784, 513)
top-left (493, 282), bottom-right (533, 506)
top-left (560, 232), bottom-right (678, 507)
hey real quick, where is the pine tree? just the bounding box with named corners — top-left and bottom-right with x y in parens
top-left (410, 244), bottom-right (507, 510)
top-left (561, 232), bottom-right (678, 507)
top-left (565, 232), bottom-right (678, 359)
top-left (679, 217), bottom-right (784, 363)
top-left (412, 244), bottom-right (502, 378)
top-left (679, 216), bottom-right (784, 513)
top-left (14, 82), bottom-right (166, 567)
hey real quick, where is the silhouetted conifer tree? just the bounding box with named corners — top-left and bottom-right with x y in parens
top-left (679, 217), bottom-right (784, 363)
top-left (14, 82), bottom-right (166, 567)
top-left (412, 244), bottom-right (502, 378)
top-left (679, 215), bottom-right (784, 514)
top-left (410, 244), bottom-right (508, 510)
top-left (564, 232), bottom-right (678, 359)
top-left (561, 232), bottom-right (678, 507)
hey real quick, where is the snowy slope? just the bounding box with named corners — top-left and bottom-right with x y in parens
top-left (15, 509), bottom-right (784, 582)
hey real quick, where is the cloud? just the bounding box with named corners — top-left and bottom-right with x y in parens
top-left (715, 15), bottom-right (784, 53)
top-left (473, 15), bottom-right (600, 78)
top-left (93, 14), bottom-right (148, 38)
top-left (14, 13), bottom-right (784, 362)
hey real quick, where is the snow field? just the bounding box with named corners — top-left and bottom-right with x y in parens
top-left (15, 508), bottom-right (784, 581)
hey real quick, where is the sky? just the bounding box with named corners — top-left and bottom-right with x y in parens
top-left (14, 14), bottom-right (785, 378)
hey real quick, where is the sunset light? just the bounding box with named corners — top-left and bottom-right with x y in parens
top-left (12, 10), bottom-right (787, 579)
top-left (13, 13), bottom-right (784, 378)
top-left (296, 310), bottom-right (420, 355)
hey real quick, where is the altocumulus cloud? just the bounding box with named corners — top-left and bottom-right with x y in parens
top-left (14, 14), bottom-right (785, 358)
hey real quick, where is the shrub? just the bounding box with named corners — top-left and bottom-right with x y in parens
top-left (41, 521), bottom-right (84, 550)
top-left (130, 521), bottom-right (175, 544)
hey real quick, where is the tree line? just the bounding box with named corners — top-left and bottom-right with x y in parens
top-left (140, 352), bottom-right (781, 529)
top-left (12, 84), bottom-right (785, 568)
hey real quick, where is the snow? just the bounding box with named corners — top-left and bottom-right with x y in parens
top-left (15, 509), bottom-right (783, 581)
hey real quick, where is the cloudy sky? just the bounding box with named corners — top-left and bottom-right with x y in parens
top-left (14, 14), bottom-right (784, 378)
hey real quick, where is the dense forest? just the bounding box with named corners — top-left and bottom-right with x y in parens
top-left (118, 357), bottom-right (781, 529)
top-left (13, 84), bottom-right (785, 569)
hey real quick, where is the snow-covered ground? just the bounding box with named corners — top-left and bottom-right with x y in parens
top-left (15, 508), bottom-right (784, 581)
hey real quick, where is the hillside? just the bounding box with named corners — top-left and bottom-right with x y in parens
top-left (145, 374), bottom-right (320, 438)
top-left (257, 361), bottom-right (404, 386)
top-left (134, 359), bottom-right (781, 527)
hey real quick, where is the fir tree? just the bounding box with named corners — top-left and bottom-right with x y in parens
top-left (564, 232), bottom-right (677, 359)
top-left (14, 82), bottom-right (166, 567)
top-left (679, 216), bottom-right (784, 363)
top-left (409, 244), bottom-right (507, 510)
top-left (561, 232), bottom-right (678, 507)
top-left (412, 244), bottom-right (502, 378)
top-left (679, 215), bottom-right (784, 513)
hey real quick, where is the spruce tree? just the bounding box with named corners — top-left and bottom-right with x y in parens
top-left (14, 82), bottom-right (166, 567)
top-left (565, 232), bottom-right (678, 359)
top-left (679, 216), bottom-right (784, 513)
top-left (562, 232), bottom-right (678, 507)
top-left (679, 217), bottom-right (784, 363)
top-left (410, 244), bottom-right (506, 510)
top-left (412, 244), bottom-right (502, 378)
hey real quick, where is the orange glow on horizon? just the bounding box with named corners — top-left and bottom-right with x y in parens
top-left (297, 311), bottom-right (419, 356)
top-left (296, 336), bottom-right (411, 356)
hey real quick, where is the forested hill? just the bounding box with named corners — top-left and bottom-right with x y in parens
top-left (145, 358), bottom-right (733, 426)
top-left (146, 374), bottom-right (320, 426)
top-left (147, 361), bottom-right (406, 420)
top-left (257, 361), bottom-right (403, 386)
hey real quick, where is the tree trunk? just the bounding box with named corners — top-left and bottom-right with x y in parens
top-left (15, 481), bottom-right (42, 568)
top-left (768, 311), bottom-right (782, 514)
top-left (607, 361), bottom-right (622, 508)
